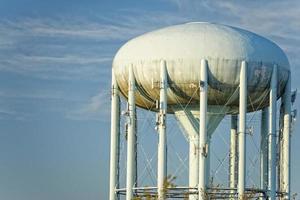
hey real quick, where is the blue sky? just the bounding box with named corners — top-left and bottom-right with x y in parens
top-left (0, 0), bottom-right (299, 199)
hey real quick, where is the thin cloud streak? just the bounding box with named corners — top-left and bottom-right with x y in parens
top-left (65, 92), bottom-right (111, 121)
top-left (0, 107), bottom-right (33, 121)
top-left (0, 13), bottom-right (186, 81)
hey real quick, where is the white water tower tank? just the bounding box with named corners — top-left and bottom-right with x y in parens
top-left (113, 22), bottom-right (290, 113)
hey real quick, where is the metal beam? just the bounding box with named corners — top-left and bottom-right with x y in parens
top-left (157, 60), bottom-right (168, 200)
top-left (238, 61), bottom-right (247, 200)
top-left (268, 65), bottom-right (277, 200)
top-left (206, 135), bottom-right (211, 189)
top-left (260, 107), bottom-right (269, 199)
top-left (282, 73), bottom-right (291, 200)
top-left (229, 115), bottom-right (238, 198)
top-left (189, 127), bottom-right (199, 200)
top-left (109, 68), bottom-right (120, 200)
top-left (199, 59), bottom-right (208, 200)
top-left (126, 64), bottom-right (137, 200)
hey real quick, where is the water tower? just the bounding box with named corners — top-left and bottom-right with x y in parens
top-left (109, 22), bottom-right (294, 200)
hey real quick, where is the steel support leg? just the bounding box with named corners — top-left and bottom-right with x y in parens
top-left (109, 68), bottom-right (120, 200)
top-left (198, 59), bottom-right (208, 200)
top-left (268, 65), bottom-right (277, 200)
top-left (157, 60), bottom-right (168, 200)
top-left (260, 107), bottom-right (269, 199)
top-left (189, 134), bottom-right (199, 200)
top-left (206, 136), bottom-right (211, 188)
top-left (126, 64), bottom-right (136, 200)
top-left (282, 73), bottom-right (291, 200)
top-left (238, 61), bottom-right (247, 200)
top-left (229, 115), bottom-right (238, 198)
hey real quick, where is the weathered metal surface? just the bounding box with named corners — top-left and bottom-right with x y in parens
top-left (113, 22), bottom-right (290, 113)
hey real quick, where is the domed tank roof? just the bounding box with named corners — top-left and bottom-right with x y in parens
top-left (113, 22), bottom-right (290, 113)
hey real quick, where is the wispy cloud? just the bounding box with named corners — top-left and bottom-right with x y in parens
top-left (0, 14), bottom-right (185, 43)
top-left (0, 12), bottom-right (187, 81)
top-left (0, 108), bottom-right (18, 117)
top-left (168, 0), bottom-right (300, 37)
top-left (0, 88), bottom-right (81, 121)
top-left (0, 106), bottom-right (33, 121)
top-left (0, 54), bottom-right (112, 81)
top-left (0, 18), bottom-right (125, 41)
top-left (19, 55), bottom-right (111, 65)
top-left (65, 92), bottom-right (111, 121)
top-left (0, 19), bottom-right (114, 81)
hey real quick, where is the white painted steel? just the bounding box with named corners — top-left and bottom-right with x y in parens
top-left (113, 22), bottom-right (290, 112)
top-left (229, 115), bottom-right (238, 196)
top-left (173, 105), bottom-right (228, 200)
top-left (206, 136), bottom-right (211, 189)
top-left (198, 59), bottom-right (208, 200)
top-left (173, 108), bottom-right (199, 141)
top-left (109, 69), bottom-right (120, 200)
top-left (282, 74), bottom-right (291, 200)
top-left (238, 61), bottom-right (247, 199)
top-left (260, 107), bottom-right (269, 198)
top-left (126, 65), bottom-right (136, 200)
top-left (174, 110), bottom-right (199, 200)
top-left (188, 133), bottom-right (199, 200)
top-left (157, 60), bottom-right (168, 200)
top-left (268, 65), bottom-right (277, 200)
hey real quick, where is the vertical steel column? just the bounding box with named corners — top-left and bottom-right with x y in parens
top-left (157, 60), bottom-right (168, 200)
top-left (206, 136), bottom-right (211, 188)
top-left (268, 65), bottom-right (277, 200)
top-left (229, 115), bottom-right (238, 197)
top-left (282, 73), bottom-right (291, 200)
top-left (260, 107), bottom-right (269, 198)
top-left (238, 61), bottom-right (247, 200)
top-left (109, 68), bottom-right (120, 200)
top-left (126, 64), bottom-right (136, 200)
top-left (189, 134), bottom-right (199, 200)
top-left (278, 102), bottom-right (283, 195)
top-left (198, 59), bottom-right (208, 200)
